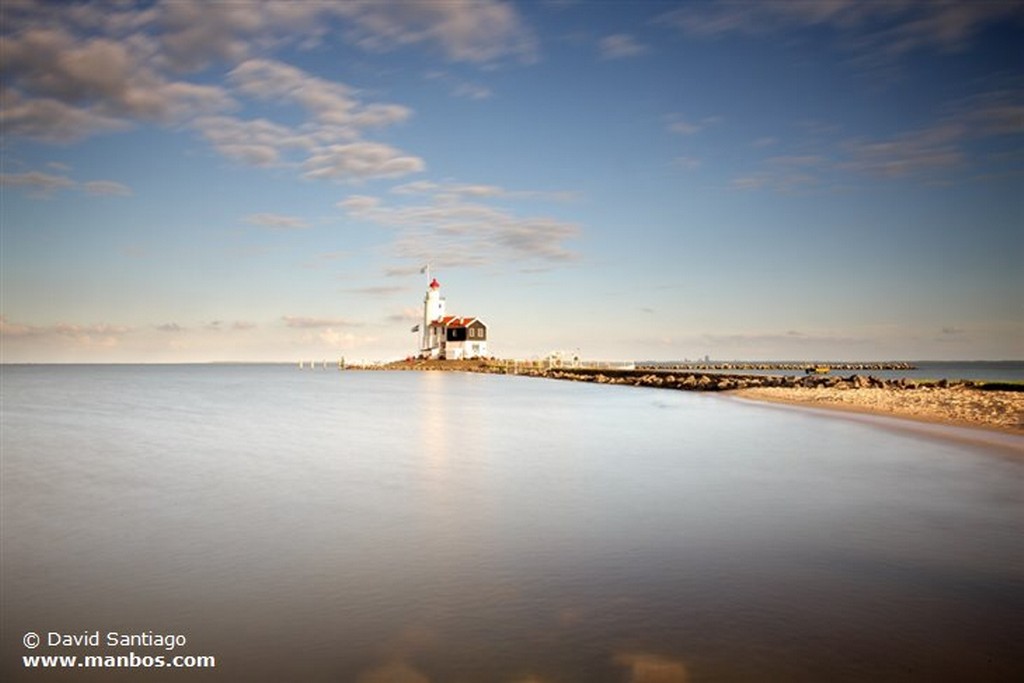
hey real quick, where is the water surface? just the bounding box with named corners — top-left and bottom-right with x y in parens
top-left (2, 365), bottom-right (1021, 681)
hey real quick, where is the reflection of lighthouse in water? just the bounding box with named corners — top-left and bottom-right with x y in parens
top-left (422, 278), bottom-right (445, 352)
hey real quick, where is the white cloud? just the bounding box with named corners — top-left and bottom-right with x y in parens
top-left (338, 195), bottom-right (382, 212)
top-left (334, 0), bottom-right (539, 64)
top-left (151, 0), bottom-right (539, 69)
top-left (193, 60), bottom-right (422, 182)
top-left (0, 26), bottom-right (234, 141)
top-left (0, 88), bottom-right (130, 142)
top-left (192, 115), bottom-right (311, 167)
top-left (228, 59), bottom-right (411, 130)
top-left (303, 142), bottom-right (425, 181)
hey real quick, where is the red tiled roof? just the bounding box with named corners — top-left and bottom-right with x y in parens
top-left (429, 316), bottom-right (484, 328)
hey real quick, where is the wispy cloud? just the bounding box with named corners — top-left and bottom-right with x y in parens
top-left (673, 156), bottom-right (701, 171)
top-left (425, 71), bottom-right (494, 100)
top-left (0, 316), bottom-right (131, 347)
top-left (2, 170), bottom-right (131, 198)
top-left (282, 316), bottom-right (362, 329)
top-left (660, 1), bottom-right (1024, 64)
top-left (666, 114), bottom-right (719, 136)
top-left (303, 142), bottom-right (425, 181)
top-left (245, 213), bottom-right (309, 230)
top-left (731, 154), bottom-right (825, 193)
top-left (386, 307), bottom-right (421, 324)
top-left (333, 0), bottom-right (539, 64)
top-left (191, 59), bottom-right (424, 182)
top-left (346, 286), bottom-right (407, 297)
top-left (391, 179), bottom-right (577, 202)
top-left (228, 59), bottom-right (411, 130)
top-left (0, 171), bottom-right (76, 197)
top-left (733, 88), bottom-right (1023, 191)
top-left (1, 22), bottom-right (233, 141)
top-left (1, 4), bottom-right (455, 182)
top-left (700, 330), bottom-right (870, 352)
top-left (83, 180), bottom-right (132, 196)
top-left (599, 33), bottom-right (649, 60)
top-left (338, 182), bottom-right (581, 268)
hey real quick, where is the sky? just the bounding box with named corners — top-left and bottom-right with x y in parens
top-left (1, 0), bottom-right (1022, 363)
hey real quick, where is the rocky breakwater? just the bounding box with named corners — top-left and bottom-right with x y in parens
top-left (509, 367), bottom-right (953, 392)
top-left (638, 361), bottom-right (916, 372)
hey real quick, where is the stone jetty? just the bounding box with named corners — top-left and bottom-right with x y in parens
top-left (373, 358), bottom-right (998, 393)
top-left (493, 366), bottom-right (970, 392)
top-left (637, 361), bottom-right (915, 372)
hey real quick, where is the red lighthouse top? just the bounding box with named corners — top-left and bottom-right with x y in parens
top-left (429, 278), bottom-right (440, 289)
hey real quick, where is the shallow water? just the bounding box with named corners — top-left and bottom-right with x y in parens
top-left (2, 365), bottom-right (1022, 681)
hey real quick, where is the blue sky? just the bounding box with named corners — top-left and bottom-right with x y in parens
top-left (2, 0), bottom-right (1021, 362)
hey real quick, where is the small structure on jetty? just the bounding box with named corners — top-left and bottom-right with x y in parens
top-left (416, 276), bottom-right (488, 360)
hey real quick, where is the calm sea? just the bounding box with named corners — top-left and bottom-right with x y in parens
top-left (2, 365), bottom-right (1022, 682)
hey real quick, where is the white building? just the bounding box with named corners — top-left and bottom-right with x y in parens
top-left (419, 278), bottom-right (488, 360)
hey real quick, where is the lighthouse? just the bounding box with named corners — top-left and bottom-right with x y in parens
top-left (421, 278), bottom-right (445, 352)
top-left (416, 274), bottom-right (488, 359)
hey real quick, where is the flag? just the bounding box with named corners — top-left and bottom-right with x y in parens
top-left (419, 264), bottom-right (428, 274)
top-left (410, 324), bottom-right (420, 333)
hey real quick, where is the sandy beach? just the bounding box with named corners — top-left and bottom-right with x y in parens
top-left (736, 385), bottom-right (1024, 434)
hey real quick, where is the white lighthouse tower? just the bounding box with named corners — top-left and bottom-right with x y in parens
top-left (421, 277), bottom-right (445, 353)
